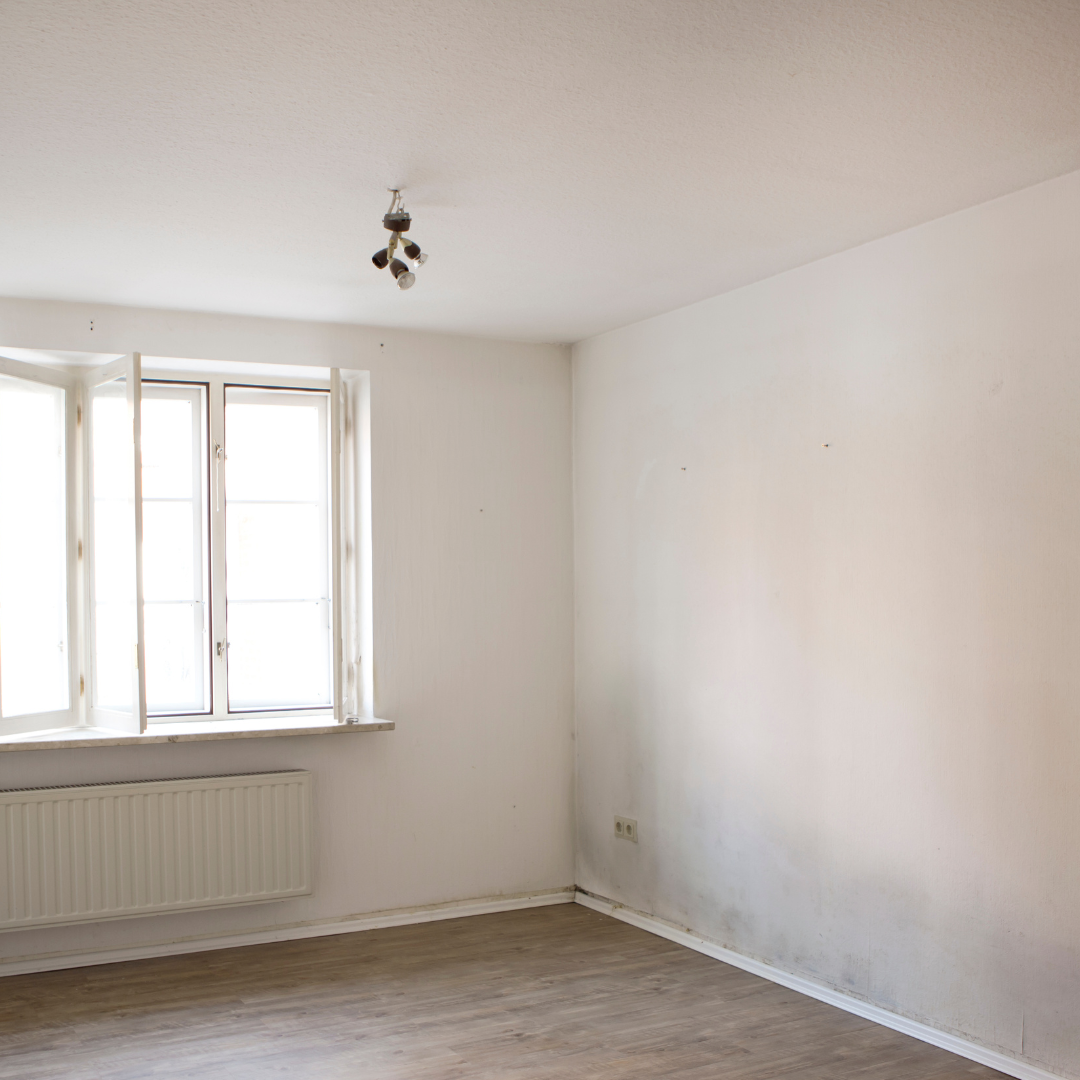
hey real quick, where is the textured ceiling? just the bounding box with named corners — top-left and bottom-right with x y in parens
top-left (3, 0), bottom-right (1080, 343)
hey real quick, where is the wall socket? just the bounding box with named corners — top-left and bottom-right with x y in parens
top-left (614, 816), bottom-right (638, 842)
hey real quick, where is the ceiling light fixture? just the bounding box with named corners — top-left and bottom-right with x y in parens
top-left (372, 189), bottom-right (428, 290)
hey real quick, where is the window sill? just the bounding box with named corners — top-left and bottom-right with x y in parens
top-left (0, 716), bottom-right (394, 752)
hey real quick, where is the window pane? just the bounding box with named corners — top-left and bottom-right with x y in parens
top-left (225, 601), bottom-right (331, 709)
top-left (225, 402), bottom-right (323, 501)
top-left (224, 389), bottom-right (331, 711)
top-left (91, 392), bottom-right (132, 500)
top-left (141, 397), bottom-right (193, 499)
top-left (143, 601), bottom-right (205, 713)
top-left (142, 501), bottom-right (194, 601)
top-left (0, 375), bottom-right (69, 718)
top-left (141, 385), bottom-right (209, 715)
top-left (93, 601), bottom-right (132, 710)
top-left (92, 498), bottom-right (133, 605)
top-left (226, 503), bottom-right (322, 600)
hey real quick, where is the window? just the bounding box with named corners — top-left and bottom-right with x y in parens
top-left (0, 352), bottom-right (372, 739)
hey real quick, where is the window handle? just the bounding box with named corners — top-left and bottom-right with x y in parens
top-left (214, 443), bottom-right (226, 512)
top-left (216, 640), bottom-right (229, 658)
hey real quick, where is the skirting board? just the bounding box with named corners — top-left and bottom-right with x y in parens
top-left (0, 888), bottom-right (575, 978)
top-left (574, 890), bottom-right (1064, 1080)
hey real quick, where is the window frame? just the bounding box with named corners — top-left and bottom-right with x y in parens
top-left (218, 383), bottom-right (333, 716)
top-left (147, 371), bottom-right (338, 725)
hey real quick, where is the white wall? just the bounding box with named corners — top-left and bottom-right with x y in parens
top-left (573, 169), bottom-right (1080, 1079)
top-left (0, 298), bottom-right (574, 964)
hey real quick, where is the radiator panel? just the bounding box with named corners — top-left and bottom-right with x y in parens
top-left (0, 771), bottom-right (312, 930)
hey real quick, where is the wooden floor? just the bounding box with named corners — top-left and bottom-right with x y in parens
top-left (0, 904), bottom-right (1006, 1079)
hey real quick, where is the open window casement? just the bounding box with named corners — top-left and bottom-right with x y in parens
top-left (0, 354), bottom-right (80, 736)
top-left (1, 350), bottom-right (371, 742)
top-left (83, 354), bottom-right (147, 734)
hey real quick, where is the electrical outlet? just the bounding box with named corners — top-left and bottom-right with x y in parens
top-left (614, 816), bottom-right (637, 842)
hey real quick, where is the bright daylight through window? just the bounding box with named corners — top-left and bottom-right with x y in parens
top-left (0, 374), bottom-right (70, 722)
top-left (224, 389), bottom-right (332, 711)
top-left (0, 352), bottom-right (366, 741)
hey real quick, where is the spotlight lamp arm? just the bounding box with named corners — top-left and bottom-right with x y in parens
top-left (371, 188), bottom-right (428, 289)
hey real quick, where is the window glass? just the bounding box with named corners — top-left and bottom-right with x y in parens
top-left (0, 374), bottom-right (69, 718)
top-left (141, 385), bottom-right (210, 714)
top-left (225, 388), bottom-right (331, 710)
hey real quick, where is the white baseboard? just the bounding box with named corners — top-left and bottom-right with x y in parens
top-left (0, 887), bottom-right (575, 978)
top-left (574, 890), bottom-right (1064, 1080)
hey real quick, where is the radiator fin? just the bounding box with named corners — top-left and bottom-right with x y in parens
top-left (0, 772), bottom-right (312, 930)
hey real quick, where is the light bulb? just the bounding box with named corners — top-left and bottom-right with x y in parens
top-left (397, 271), bottom-right (416, 290)
top-left (414, 252), bottom-right (428, 266)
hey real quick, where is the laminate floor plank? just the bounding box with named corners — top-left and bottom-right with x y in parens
top-left (0, 904), bottom-right (1008, 1079)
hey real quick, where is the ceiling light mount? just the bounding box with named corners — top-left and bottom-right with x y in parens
top-left (372, 189), bottom-right (428, 289)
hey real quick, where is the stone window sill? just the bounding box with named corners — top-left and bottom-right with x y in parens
top-left (0, 717), bottom-right (394, 752)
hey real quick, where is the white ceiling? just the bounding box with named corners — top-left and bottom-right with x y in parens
top-left (3, 1), bottom-right (1080, 344)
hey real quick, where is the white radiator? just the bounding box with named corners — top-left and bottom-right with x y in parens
top-left (0, 771), bottom-right (312, 931)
